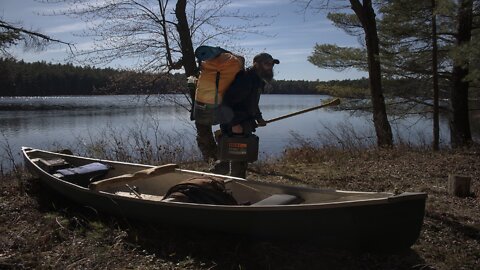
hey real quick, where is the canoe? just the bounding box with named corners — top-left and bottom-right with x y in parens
top-left (22, 146), bottom-right (427, 250)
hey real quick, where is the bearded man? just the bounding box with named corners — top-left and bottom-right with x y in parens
top-left (211, 53), bottom-right (280, 178)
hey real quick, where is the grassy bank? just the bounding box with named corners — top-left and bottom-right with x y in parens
top-left (1, 146), bottom-right (479, 269)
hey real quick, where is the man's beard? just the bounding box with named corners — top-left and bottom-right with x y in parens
top-left (257, 68), bottom-right (274, 82)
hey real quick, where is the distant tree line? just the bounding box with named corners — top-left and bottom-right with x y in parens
top-left (268, 80), bottom-right (319, 94)
top-left (0, 58), bottom-right (187, 96)
top-left (1, 58), bottom-right (113, 95)
top-left (0, 58), bottom-right (374, 96)
top-left (2, 58), bottom-right (449, 98)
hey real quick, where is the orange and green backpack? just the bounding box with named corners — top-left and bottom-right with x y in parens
top-left (193, 46), bottom-right (244, 125)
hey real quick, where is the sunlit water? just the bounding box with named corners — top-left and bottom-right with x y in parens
top-left (1, 94), bottom-right (469, 170)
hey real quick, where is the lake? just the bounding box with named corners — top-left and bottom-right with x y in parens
top-left (1, 94), bottom-right (475, 170)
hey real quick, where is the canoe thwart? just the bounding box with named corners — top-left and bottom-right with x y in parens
top-left (89, 163), bottom-right (179, 191)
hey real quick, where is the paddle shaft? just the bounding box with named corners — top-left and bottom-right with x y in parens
top-left (264, 98), bottom-right (341, 124)
top-left (213, 98), bottom-right (340, 139)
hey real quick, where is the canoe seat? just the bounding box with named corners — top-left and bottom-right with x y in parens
top-left (89, 164), bottom-right (178, 191)
top-left (55, 162), bottom-right (110, 187)
top-left (252, 194), bottom-right (302, 206)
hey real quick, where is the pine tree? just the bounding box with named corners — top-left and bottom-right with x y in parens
top-left (308, 0), bottom-right (479, 148)
top-left (305, 0), bottom-right (393, 147)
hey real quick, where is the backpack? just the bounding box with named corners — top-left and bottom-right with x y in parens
top-left (193, 46), bottom-right (244, 125)
top-left (162, 176), bottom-right (238, 205)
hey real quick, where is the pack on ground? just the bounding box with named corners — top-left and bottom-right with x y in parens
top-left (193, 46), bottom-right (244, 125)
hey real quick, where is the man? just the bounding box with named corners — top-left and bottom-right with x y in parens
top-left (211, 52), bottom-right (280, 178)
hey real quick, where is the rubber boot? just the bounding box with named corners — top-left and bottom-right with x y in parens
top-left (209, 160), bottom-right (230, 175)
top-left (230, 161), bottom-right (247, 178)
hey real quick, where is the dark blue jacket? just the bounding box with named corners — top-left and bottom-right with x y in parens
top-left (221, 67), bottom-right (265, 130)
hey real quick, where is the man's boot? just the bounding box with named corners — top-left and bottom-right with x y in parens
top-left (209, 160), bottom-right (230, 175)
top-left (230, 161), bottom-right (247, 178)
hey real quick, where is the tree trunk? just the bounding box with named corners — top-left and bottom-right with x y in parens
top-left (350, 0), bottom-right (393, 147)
top-left (448, 174), bottom-right (472, 197)
top-left (175, 0), bottom-right (217, 160)
top-left (432, 0), bottom-right (440, 151)
top-left (175, 0), bottom-right (196, 78)
top-left (450, 0), bottom-right (473, 148)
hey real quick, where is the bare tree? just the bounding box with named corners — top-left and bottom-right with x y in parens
top-left (42, 0), bottom-right (269, 160)
top-left (41, 0), bottom-right (267, 72)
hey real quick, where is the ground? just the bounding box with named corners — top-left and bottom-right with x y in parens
top-left (1, 146), bottom-right (479, 269)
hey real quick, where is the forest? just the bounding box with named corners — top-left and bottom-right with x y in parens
top-left (1, 58), bottom-right (442, 98)
top-left (0, 58), bottom-right (364, 96)
top-left (0, 58), bottom-right (185, 96)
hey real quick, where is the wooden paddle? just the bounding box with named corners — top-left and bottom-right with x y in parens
top-left (213, 98), bottom-right (341, 138)
top-left (262, 98), bottom-right (341, 124)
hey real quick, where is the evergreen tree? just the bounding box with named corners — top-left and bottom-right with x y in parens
top-left (381, 0), bottom-right (479, 147)
top-left (307, 0), bottom-right (479, 148)
top-left (304, 0), bottom-right (393, 147)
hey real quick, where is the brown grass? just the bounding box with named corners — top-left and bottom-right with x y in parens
top-left (1, 145), bottom-right (479, 269)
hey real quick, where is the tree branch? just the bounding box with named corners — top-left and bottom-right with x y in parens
top-left (0, 19), bottom-right (73, 50)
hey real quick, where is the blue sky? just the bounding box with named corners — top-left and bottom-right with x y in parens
top-left (1, 0), bottom-right (366, 81)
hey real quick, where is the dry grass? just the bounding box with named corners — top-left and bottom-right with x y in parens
top-left (1, 145), bottom-right (479, 269)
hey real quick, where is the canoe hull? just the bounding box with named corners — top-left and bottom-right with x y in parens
top-left (23, 147), bottom-right (426, 250)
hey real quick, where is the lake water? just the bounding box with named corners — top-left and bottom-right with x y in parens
top-left (1, 94), bottom-right (475, 170)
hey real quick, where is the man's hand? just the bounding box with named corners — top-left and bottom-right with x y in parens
top-left (232, 124), bottom-right (243, 134)
top-left (256, 118), bottom-right (267, 127)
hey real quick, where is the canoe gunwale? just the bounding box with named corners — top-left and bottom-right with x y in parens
top-left (96, 190), bottom-right (426, 211)
top-left (22, 146), bottom-right (427, 211)
top-left (23, 147), bottom-right (411, 197)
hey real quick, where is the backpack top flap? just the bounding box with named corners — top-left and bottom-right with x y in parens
top-left (195, 46), bottom-right (229, 62)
